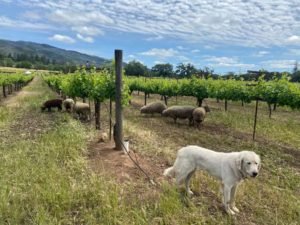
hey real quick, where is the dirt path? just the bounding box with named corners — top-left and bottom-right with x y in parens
top-left (1, 77), bottom-right (39, 107)
top-left (88, 137), bottom-right (167, 185)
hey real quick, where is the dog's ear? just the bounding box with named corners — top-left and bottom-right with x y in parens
top-left (257, 155), bottom-right (261, 171)
top-left (236, 154), bottom-right (243, 171)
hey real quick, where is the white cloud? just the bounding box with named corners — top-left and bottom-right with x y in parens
top-left (191, 49), bottom-right (200, 53)
top-left (0, 16), bottom-right (51, 30)
top-left (140, 48), bottom-right (179, 58)
top-left (154, 60), bottom-right (167, 65)
top-left (177, 46), bottom-right (187, 50)
top-left (13, 0), bottom-right (300, 48)
top-left (47, 9), bottom-right (114, 27)
top-left (289, 49), bottom-right (300, 56)
top-left (254, 51), bottom-right (270, 57)
top-left (76, 34), bottom-right (94, 43)
top-left (128, 54), bottom-right (135, 59)
top-left (261, 60), bottom-right (296, 69)
top-left (204, 45), bottom-right (216, 50)
top-left (145, 35), bottom-right (163, 41)
top-left (71, 26), bottom-right (104, 36)
top-left (21, 11), bottom-right (42, 21)
top-left (286, 35), bottom-right (300, 45)
top-left (49, 34), bottom-right (75, 44)
top-left (204, 56), bottom-right (255, 68)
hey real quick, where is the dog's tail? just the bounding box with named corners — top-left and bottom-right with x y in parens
top-left (163, 166), bottom-right (175, 177)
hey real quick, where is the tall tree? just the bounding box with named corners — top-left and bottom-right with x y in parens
top-left (124, 60), bottom-right (148, 76)
top-left (151, 63), bottom-right (174, 77)
top-left (175, 63), bottom-right (197, 78)
top-left (197, 66), bottom-right (215, 78)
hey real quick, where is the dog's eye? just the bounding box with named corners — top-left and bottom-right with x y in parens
top-left (247, 162), bottom-right (251, 165)
top-left (255, 162), bottom-right (258, 165)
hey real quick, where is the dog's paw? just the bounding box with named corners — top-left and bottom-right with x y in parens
top-left (187, 189), bottom-right (194, 196)
top-left (231, 206), bottom-right (240, 213)
top-left (225, 206), bottom-right (236, 215)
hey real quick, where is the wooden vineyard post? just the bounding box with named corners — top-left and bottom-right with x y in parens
top-left (95, 100), bottom-right (101, 130)
top-left (114, 49), bottom-right (123, 150)
top-left (144, 92), bottom-right (147, 105)
top-left (109, 98), bottom-right (112, 140)
top-left (245, 83), bottom-right (260, 141)
top-left (253, 99), bottom-right (259, 140)
top-left (3, 85), bottom-right (6, 98)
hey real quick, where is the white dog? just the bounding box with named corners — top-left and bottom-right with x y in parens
top-left (163, 145), bottom-right (261, 215)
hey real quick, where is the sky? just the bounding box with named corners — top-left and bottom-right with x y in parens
top-left (0, 0), bottom-right (300, 74)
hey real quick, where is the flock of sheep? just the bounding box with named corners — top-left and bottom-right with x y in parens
top-left (140, 101), bottom-right (210, 128)
top-left (41, 98), bottom-right (209, 128)
top-left (41, 98), bottom-right (91, 120)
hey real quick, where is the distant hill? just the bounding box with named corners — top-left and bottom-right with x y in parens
top-left (0, 39), bottom-right (109, 66)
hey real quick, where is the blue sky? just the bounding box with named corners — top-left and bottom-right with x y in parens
top-left (0, 0), bottom-right (300, 74)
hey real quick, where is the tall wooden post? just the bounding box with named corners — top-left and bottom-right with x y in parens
top-left (114, 50), bottom-right (123, 150)
top-left (95, 100), bottom-right (101, 130)
top-left (109, 98), bottom-right (112, 140)
top-left (253, 99), bottom-right (259, 140)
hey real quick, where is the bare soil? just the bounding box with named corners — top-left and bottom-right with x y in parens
top-left (88, 140), bottom-right (167, 184)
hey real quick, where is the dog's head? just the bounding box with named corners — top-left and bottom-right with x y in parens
top-left (236, 151), bottom-right (261, 178)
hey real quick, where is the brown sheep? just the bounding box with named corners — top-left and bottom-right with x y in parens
top-left (41, 99), bottom-right (63, 112)
top-left (162, 105), bottom-right (196, 125)
top-left (140, 101), bottom-right (167, 115)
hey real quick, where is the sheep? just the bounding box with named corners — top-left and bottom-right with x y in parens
top-left (41, 99), bottom-right (63, 112)
top-left (73, 102), bottom-right (91, 121)
top-left (192, 106), bottom-right (210, 127)
top-left (63, 98), bottom-right (75, 112)
top-left (162, 105), bottom-right (196, 125)
top-left (140, 101), bottom-right (167, 115)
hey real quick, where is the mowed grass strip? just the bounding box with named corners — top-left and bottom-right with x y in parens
top-left (0, 77), bottom-right (141, 224)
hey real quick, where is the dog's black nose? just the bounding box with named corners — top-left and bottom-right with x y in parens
top-left (252, 172), bottom-right (258, 177)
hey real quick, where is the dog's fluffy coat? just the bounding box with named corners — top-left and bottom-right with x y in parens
top-left (164, 145), bottom-right (261, 215)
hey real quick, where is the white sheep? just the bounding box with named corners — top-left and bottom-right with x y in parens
top-left (162, 105), bottom-right (196, 125)
top-left (63, 98), bottom-right (75, 112)
top-left (140, 101), bottom-right (167, 115)
top-left (73, 102), bottom-right (91, 121)
top-left (192, 106), bottom-right (210, 128)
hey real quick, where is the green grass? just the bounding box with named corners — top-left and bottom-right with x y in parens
top-left (0, 80), bottom-right (299, 224)
top-left (121, 93), bottom-right (300, 225)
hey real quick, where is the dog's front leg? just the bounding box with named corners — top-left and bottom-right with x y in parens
top-left (230, 184), bottom-right (240, 213)
top-left (185, 171), bottom-right (195, 196)
top-left (223, 185), bottom-right (235, 215)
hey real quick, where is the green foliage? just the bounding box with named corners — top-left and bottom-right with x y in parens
top-left (126, 76), bottom-right (300, 109)
top-left (43, 69), bottom-right (131, 105)
top-left (175, 63), bottom-right (197, 78)
top-left (0, 72), bottom-right (33, 86)
top-left (151, 63), bottom-right (174, 77)
top-left (124, 60), bottom-right (148, 77)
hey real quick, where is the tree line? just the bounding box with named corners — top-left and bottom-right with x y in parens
top-left (124, 60), bottom-right (300, 82)
top-left (1, 51), bottom-right (299, 82)
top-left (0, 52), bottom-right (78, 73)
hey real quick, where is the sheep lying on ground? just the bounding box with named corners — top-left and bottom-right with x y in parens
top-left (140, 101), bottom-right (167, 115)
top-left (162, 105), bottom-right (196, 125)
top-left (73, 102), bottom-right (91, 121)
top-left (192, 106), bottom-right (210, 128)
top-left (41, 99), bottom-right (63, 112)
top-left (63, 98), bottom-right (75, 112)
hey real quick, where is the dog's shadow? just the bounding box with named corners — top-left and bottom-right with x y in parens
top-left (178, 188), bottom-right (226, 214)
